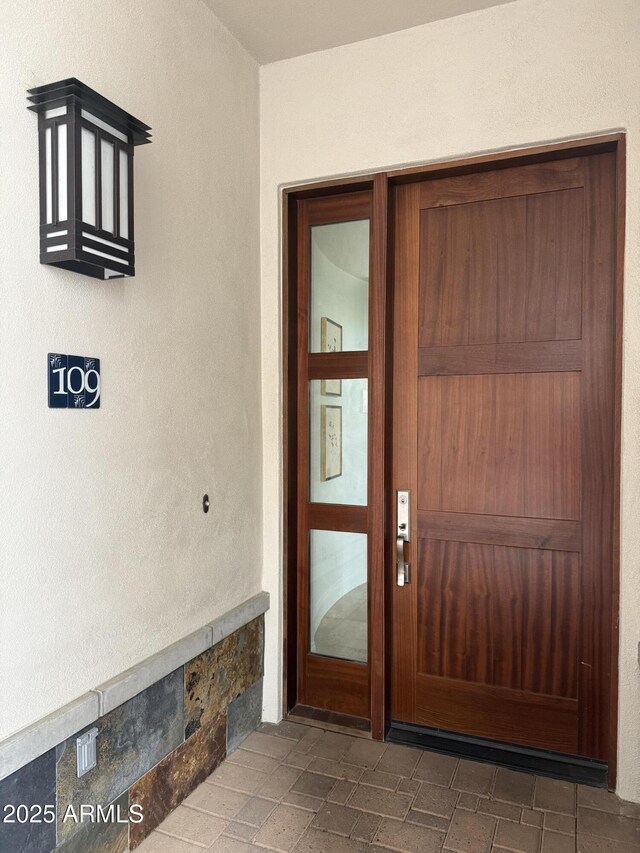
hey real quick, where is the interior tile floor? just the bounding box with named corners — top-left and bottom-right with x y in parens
top-left (313, 584), bottom-right (367, 663)
top-left (138, 720), bottom-right (640, 853)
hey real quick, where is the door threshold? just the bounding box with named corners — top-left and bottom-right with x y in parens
top-left (287, 704), bottom-right (372, 739)
top-left (387, 721), bottom-right (608, 788)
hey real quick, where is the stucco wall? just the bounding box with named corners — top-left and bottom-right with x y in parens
top-left (260, 0), bottom-right (640, 800)
top-left (0, 0), bottom-right (262, 740)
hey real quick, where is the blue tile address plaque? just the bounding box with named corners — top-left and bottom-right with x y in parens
top-left (48, 353), bottom-right (101, 409)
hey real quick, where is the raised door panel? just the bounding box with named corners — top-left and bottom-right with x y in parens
top-left (525, 190), bottom-right (583, 342)
top-left (418, 372), bottom-right (581, 519)
top-left (419, 189), bottom-right (584, 348)
top-left (414, 674), bottom-right (579, 753)
top-left (417, 540), bottom-right (580, 700)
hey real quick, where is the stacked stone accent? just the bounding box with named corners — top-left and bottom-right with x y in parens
top-left (0, 616), bottom-right (264, 853)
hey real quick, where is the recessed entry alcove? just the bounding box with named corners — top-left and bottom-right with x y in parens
top-left (283, 137), bottom-right (624, 790)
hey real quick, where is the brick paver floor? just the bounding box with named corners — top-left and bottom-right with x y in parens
top-left (137, 720), bottom-right (640, 853)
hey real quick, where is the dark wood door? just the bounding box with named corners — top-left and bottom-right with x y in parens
top-left (391, 153), bottom-right (616, 760)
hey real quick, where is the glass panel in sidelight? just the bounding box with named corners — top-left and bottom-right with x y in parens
top-left (309, 220), bottom-right (369, 353)
top-left (309, 530), bottom-right (367, 663)
top-left (309, 378), bottom-right (367, 506)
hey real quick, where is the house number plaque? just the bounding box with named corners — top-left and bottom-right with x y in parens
top-left (48, 353), bottom-right (101, 409)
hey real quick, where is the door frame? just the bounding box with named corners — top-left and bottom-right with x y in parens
top-left (282, 133), bottom-right (624, 787)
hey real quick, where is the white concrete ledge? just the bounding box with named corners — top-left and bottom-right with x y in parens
top-left (0, 591), bottom-right (269, 782)
top-left (209, 591), bottom-right (270, 646)
top-left (0, 692), bottom-right (100, 782)
top-left (94, 625), bottom-right (213, 716)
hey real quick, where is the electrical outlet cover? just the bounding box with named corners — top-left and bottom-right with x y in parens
top-left (76, 727), bottom-right (98, 777)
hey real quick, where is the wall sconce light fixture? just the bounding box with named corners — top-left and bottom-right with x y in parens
top-left (27, 78), bottom-right (151, 280)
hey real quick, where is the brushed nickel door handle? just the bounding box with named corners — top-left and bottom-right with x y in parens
top-left (396, 490), bottom-right (411, 586)
top-left (397, 535), bottom-right (410, 586)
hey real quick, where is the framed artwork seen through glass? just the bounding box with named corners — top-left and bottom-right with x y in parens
top-left (320, 317), bottom-right (342, 396)
top-left (320, 404), bottom-right (342, 480)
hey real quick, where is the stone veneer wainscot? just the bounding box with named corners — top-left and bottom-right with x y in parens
top-left (0, 615), bottom-right (264, 853)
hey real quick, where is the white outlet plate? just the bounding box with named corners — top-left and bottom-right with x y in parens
top-left (76, 727), bottom-right (98, 777)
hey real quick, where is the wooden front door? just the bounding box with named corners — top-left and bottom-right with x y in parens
top-left (391, 153), bottom-right (616, 762)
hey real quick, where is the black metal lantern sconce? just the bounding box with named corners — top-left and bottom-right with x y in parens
top-left (27, 78), bottom-right (151, 280)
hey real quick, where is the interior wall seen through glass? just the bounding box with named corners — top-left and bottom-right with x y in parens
top-left (309, 220), bottom-right (370, 353)
top-left (309, 529), bottom-right (367, 663)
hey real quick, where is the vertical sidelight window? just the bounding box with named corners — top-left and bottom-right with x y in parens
top-left (290, 188), bottom-right (377, 724)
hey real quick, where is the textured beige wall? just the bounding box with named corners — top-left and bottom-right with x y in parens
top-left (260, 0), bottom-right (640, 800)
top-left (0, 0), bottom-right (262, 739)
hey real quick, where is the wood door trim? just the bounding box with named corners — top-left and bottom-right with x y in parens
top-left (308, 352), bottom-right (368, 379)
top-left (418, 157), bottom-right (584, 208)
top-left (286, 135), bottom-right (622, 200)
top-left (308, 503), bottom-right (368, 533)
top-left (305, 655), bottom-right (370, 718)
top-left (387, 134), bottom-right (623, 182)
top-left (295, 197), bottom-right (311, 708)
top-left (369, 173), bottom-right (389, 739)
top-left (578, 152), bottom-right (616, 760)
top-left (390, 182), bottom-right (420, 723)
top-left (419, 340), bottom-right (582, 376)
top-left (282, 135), bottom-right (623, 785)
top-left (610, 134), bottom-right (625, 789)
top-left (304, 191), bottom-right (372, 224)
top-left (419, 512), bottom-right (582, 552)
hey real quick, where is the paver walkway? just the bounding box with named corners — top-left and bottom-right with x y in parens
top-left (137, 720), bottom-right (640, 853)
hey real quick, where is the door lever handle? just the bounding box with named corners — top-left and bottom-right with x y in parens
top-left (396, 490), bottom-right (411, 586)
top-left (396, 534), bottom-right (410, 586)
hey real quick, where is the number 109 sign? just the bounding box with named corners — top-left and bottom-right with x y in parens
top-left (48, 354), bottom-right (101, 409)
